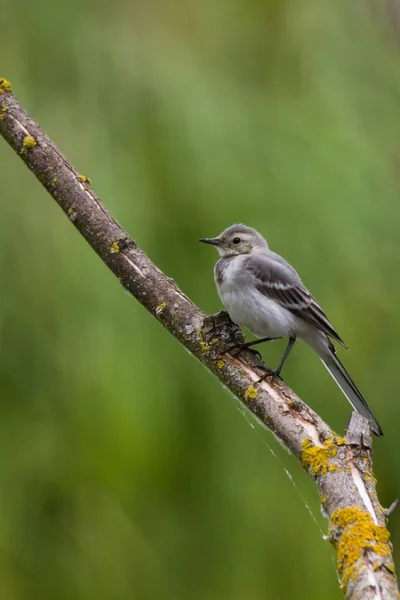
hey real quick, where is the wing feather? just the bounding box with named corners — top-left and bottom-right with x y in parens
top-left (246, 255), bottom-right (347, 347)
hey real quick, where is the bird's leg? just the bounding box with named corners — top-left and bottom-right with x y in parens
top-left (224, 343), bottom-right (262, 359)
top-left (242, 337), bottom-right (281, 348)
top-left (256, 336), bottom-right (296, 382)
top-left (223, 337), bottom-right (281, 360)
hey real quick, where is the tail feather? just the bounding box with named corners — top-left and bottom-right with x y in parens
top-left (321, 349), bottom-right (383, 436)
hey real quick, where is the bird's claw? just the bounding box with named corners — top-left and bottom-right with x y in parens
top-left (220, 343), bottom-right (262, 360)
top-left (255, 366), bottom-right (282, 383)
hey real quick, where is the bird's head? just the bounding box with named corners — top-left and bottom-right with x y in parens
top-left (199, 224), bottom-right (268, 257)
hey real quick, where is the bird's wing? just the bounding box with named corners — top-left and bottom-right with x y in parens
top-left (246, 254), bottom-right (347, 347)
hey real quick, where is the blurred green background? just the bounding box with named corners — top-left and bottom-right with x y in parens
top-left (1, 0), bottom-right (400, 598)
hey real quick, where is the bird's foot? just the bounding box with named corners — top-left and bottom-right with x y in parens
top-left (224, 337), bottom-right (281, 358)
top-left (255, 365), bottom-right (282, 383)
top-left (219, 342), bottom-right (262, 360)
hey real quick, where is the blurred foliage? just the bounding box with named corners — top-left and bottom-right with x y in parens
top-left (1, 0), bottom-right (400, 598)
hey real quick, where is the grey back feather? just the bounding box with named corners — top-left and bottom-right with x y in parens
top-left (245, 253), bottom-right (346, 347)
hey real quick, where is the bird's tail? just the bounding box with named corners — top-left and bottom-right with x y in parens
top-left (320, 345), bottom-right (383, 436)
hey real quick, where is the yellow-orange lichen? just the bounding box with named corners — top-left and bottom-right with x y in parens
top-left (301, 436), bottom-right (345, 476)
top-left (244, 385), bottom-right (258, 400)
top-left (196, 329), bottom-right (219, 354)
top-left (109, 241), bottom-right (120, 254)
top-left (155, 302), bottom-right (167, 315)
top-left (330, 507), bottom-right (393, 592)
top-left (0, 78), bottom-right (12, 93)
top-left (21, 135), bottom-right (36, 154)
top-left (77, 174), bottom-right (91, 184)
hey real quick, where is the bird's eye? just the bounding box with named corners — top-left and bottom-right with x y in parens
top-left (232, 237), bottom-right (241, 245)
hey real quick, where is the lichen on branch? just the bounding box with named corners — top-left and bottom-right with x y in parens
top-left (330, 507), bottom-right (394, 594)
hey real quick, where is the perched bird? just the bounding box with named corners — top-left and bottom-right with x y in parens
top-left (199, 224), bottom-right (382, 436)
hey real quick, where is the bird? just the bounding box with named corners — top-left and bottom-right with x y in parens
top-left (199, 223), bottom-right (383, 436)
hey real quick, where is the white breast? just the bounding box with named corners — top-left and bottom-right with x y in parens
top-left (215, 257), bottom-right (295, 339)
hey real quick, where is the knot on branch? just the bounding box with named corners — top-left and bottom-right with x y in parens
top-left (201, 310), bottom-right (270, 372)
top-left (202, 310), bottom-right (243, 349)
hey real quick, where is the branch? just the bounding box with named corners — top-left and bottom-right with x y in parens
top-left (0, 78), bottom-right (397, 599)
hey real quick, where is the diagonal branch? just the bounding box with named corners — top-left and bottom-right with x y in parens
top-left (0, 78), bottom-right (397, 599)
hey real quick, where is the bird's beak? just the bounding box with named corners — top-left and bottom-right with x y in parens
top-left (198, 237), bottom-right (221, 246)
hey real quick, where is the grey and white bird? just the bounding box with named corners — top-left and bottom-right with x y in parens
top-left (199, 223), bottom-right (383, 436)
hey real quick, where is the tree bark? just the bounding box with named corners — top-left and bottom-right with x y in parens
top-left (0, 78), bottom-right (398, 599)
